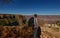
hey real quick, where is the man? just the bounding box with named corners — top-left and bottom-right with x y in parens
top-left (28, 14), bottom-right (41, 38)
top-left (33, 14), bottom-right (41, 38)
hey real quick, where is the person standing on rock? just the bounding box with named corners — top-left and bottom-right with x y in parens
top-left (28, 14), bottom-right (41, 38)
top-left (33, 14), bottom-right (41, 38)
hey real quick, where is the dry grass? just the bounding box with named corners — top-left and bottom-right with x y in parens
top-left (0, 26), bottom-right (60, 38)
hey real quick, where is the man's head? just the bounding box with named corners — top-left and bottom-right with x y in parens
top-left (34, 14), bottom-right (37, 18)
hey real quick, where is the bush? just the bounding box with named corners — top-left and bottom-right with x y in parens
top-left (0, 20), bottom-right (7, 25)
top-left (56, 21), bottom-right (60, 27)
top-left (22, 19), bottom-right (26, 24)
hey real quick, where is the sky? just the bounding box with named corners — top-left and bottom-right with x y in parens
top-left (0, 0), bottom-right (60, 15)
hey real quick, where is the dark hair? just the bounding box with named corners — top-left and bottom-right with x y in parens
top-left (34, 14), bottom-right (37, 17)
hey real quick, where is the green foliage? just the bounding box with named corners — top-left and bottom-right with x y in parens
top-left (9, 18), bottom-right (16, 23)
top-left (56, 21), bottom-right (60, 26)
top-left (22, 19), bottom-right (26, 24)
top-left (0, 20), bottom-right (7, 25)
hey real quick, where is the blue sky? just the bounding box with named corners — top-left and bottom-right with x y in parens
top-left (0, 0), bottom-right (60, 15)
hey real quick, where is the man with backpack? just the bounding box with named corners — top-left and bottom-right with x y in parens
top-left (28, 14), bottom-right (41, 38)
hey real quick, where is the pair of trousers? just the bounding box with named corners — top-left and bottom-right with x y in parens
top-left (37, 27), bottom-right (41, 38)
top-left (32, 28), bottom-right (38, 38)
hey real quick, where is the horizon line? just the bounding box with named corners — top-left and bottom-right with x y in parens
top-left (0, 13), bottom-right (60, 15)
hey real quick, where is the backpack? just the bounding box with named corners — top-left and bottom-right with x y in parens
top-left (28, 17), bottom-right (34, 27)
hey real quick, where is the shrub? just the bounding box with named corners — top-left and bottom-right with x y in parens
top-left (56, 21), bottom-right (60, 27)
top-left (0, 20), bottom-right (7, 25)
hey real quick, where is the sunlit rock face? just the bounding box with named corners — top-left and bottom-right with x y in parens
top-left (0, 14), bottom-right (26, 26)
